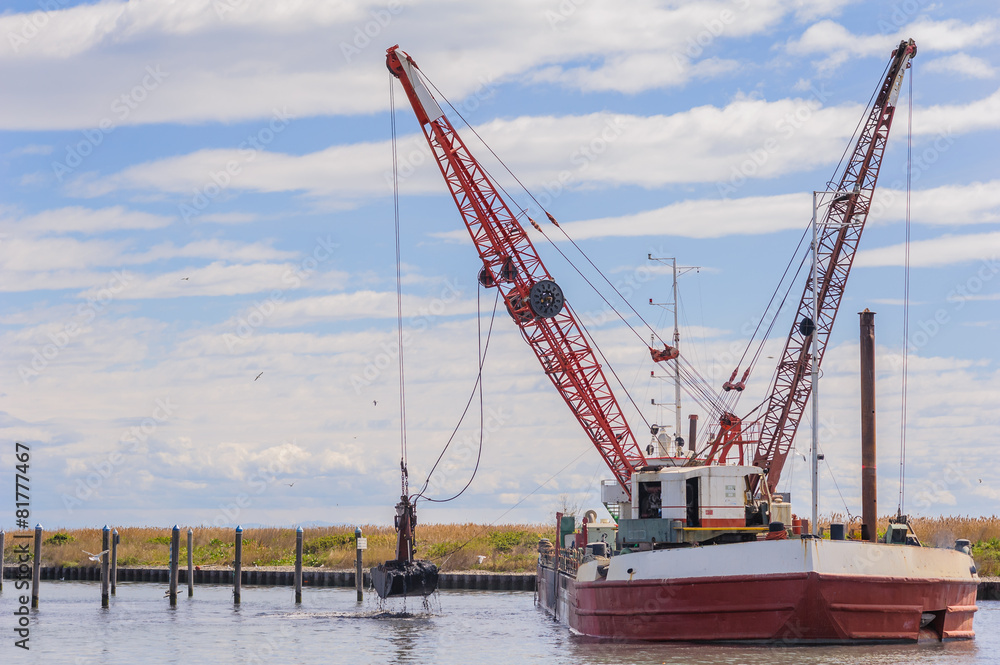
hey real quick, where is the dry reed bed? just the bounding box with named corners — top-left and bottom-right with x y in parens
top-left (3, 516), bottom-right (997, 575)
top-left (1, 523), bottom-right (554, 573)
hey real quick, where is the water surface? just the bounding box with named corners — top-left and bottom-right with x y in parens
top-left (5, 582), bottom-right (995, 664)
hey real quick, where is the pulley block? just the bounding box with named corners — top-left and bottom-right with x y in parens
top-left (528, 280), bottom-right (565, 319)
top-left (506, 293), bottom-right (533, 324)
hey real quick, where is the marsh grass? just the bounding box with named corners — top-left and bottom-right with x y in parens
top-left (4, 516), bottom-right (996, 575)
top-left (1, 523), bottom-right (554, 572)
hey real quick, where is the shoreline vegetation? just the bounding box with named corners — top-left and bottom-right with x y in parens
top-left (3, 516), bottom-right (998, 576)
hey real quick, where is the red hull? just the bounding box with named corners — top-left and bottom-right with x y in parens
top-left (538, 565), bottom-right (977, 643)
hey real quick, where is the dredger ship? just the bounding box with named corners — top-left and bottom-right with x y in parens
top-left (382, 40), bottom-right (979, 641)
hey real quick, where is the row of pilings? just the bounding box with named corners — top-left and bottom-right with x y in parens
top-left (2, 565), bottom-right (536, 591)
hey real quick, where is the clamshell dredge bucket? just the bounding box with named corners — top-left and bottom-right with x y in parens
top-left (372, 496), bottom-right (439, 599)
top-left (372, 559), bottom-right (438, 598)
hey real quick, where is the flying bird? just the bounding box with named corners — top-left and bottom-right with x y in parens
top-left (285, 482), bottom-right (295, 487)
top-left (83, 549), bottom-right (109, 562)
top-left (181, 277), bottom-right (190, 281)
top-left (373, 400), bottom-right (377, 406)
top-left (255, 372), bottom-right (263, 381)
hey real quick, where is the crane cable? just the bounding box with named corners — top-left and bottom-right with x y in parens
top-left (390, 72), bottom-right (504, 506)
top-left (417, 69), bottom-right (728, 417)
top-left (897, 64), bottom-right (914, 516)
top-left (390, 73), bottom-right (409, 498)
top-left (412, 286), bottom-right (500, 504)
top-left (430, 446), bottom-right (592, 568)
top-left (724, 57), bottom-right (893, 416)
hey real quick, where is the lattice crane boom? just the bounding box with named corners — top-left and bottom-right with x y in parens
top-left (386, 46), bottom-right (646, 496)
top-left (751, 39), bottom-right (917, 494)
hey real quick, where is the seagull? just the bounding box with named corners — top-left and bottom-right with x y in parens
top-left (83, 549), bottom-right (109, 562)
top-left (285, 482), bottom-right (295, 487)
top-left (477, 555), bottom-right (487, 564)
top-left (255, 371), bottom-right (263, 381)
top-left (181, 277), bottom-right (190, 281)
top-left (373, 400), bottom-right (377, 406)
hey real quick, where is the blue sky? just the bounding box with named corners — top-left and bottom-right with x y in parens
top-left (1, 0), bottom-right (998, 530)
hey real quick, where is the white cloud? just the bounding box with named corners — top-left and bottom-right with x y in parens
top-left (787, 17), bottom-right (998, 73)
top-left (70, 84), bottom-right (1000, 205)
top-left (68, 103), bottom-right (863, 201)
top-left (6, 144), bottom-right (53, 157)
top-left (230, 291), bottom-right (479, 328)
top-left (77, 262), bottom-right (347, 300)
top-left (426, 179), bottom-right (1000, 243)
top-left (925, 52), bottom-right (997, 79)
top-left (868, 180), bottom-right (1000, 228)
top-left (0, 0), bottom-right (793, 129)
top-left (856, 231), bottom-right (1000, 267)
top-left (0, 205), bottom-right (172, 235)
top-left (0, 227), bottom-right (300, 268)
top-left (791, 0), bottom-right (860, 22)
top-left (522, 192), bottom-right (810, 240)
top-left (0, 235), bottom-right (129, 272)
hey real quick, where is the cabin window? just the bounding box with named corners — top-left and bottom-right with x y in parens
top-left (638, 481), bottom-right (662, 519)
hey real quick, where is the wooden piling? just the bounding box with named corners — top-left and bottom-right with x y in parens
top-left (294, 526), bottom-right (303, 604)
top-left (169, 525), bottom-right (179, 606)
top-left (110, 529), bottom-right (119, 595)
top-left (31, 524), bottom-right (41, 609)
top-left (355, 527), bottom-right (363, 602)
top-left (234, 526), bottom-right (242, 604)
top-left (0, 530), bottom-right (4, 592)
top-left (187, 528), bottom-right (194, 597)
top-left (101, 525), bottom-right (110, 608)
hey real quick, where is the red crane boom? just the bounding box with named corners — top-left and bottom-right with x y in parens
top-left (751, 39), bottom-right (917, 493)
top-left (386, 46), bottom-right (646, 496)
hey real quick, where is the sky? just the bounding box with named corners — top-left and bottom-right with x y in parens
top-left (0, 0), bottom-right (998, 532)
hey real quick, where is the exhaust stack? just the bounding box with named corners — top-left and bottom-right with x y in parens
top-left (859, 309), bottom-right (877, 542)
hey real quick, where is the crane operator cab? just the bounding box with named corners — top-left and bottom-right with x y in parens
top-left (609, 465), bottom-right (778, 549)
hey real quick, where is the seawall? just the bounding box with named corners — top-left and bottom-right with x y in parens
top-left (1, 565), bottom-right (536, 591)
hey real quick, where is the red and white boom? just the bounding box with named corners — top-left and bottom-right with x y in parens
top-left (751, 39), bottom-right (917, 493)
top-left (386, 46), bottom-right (646, 496)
